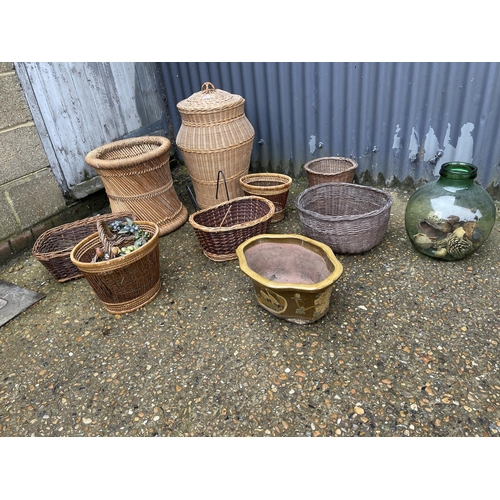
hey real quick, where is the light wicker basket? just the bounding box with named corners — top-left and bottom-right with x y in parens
top-left (85, 136), bottom-right (188, 236)
top-left (239, 173), bottom-right (292, 222)
top-left (32, 212), bottom-right (134, 283)
top-left (295, 183), bottom-right (393, 254)
top-left (188, 196), bottom-right (275, 261)
top-left (176, 82), bottom-right (255, 209)
top-left (70, 221), bottom-right (160, 314)
top-left (304, 157), bottom-right (358, 186)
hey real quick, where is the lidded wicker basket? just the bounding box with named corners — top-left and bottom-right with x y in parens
top-left (188, 196), bottom-right (275, 262)
top-left (85, 136), bottom-right (188, 237)
top-left (176, 82), bottom-right (255, 209)
top-left (295, 183), bottom-right (393, 254)
top-left (304, 157), bottom-right (358, 186)
top-left (239, 173), bottom-right (292, 222)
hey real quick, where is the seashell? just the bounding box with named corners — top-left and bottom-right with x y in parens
top-left (462, 221), bottom-right (482, 242)
top-left (446, 215), bottom-right (460, 225)
top-left (413, 233), bottom-right (434, 249)
top-left (426, 211), bottom-right (445, 225)
top-left (418, 220), bottom-right (445, 239)
top-left (441, 221), bottom-right (454, 233)
top-left (434, 247), bottom-right (448, 258)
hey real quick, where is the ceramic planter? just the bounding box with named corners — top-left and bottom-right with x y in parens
top-left (236, 234), bottom-right (343, 324)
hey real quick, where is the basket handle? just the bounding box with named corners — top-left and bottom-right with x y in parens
top-left (201, 82), bottom-right (216, 94)
top-left (216, 170), bottom-right (230, 202)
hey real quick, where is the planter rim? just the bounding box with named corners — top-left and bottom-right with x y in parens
top-left (236, 233), bottom-right (343, 291)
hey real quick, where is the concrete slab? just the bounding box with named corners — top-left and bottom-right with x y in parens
top-left (0, 280), bottom-right (45, 328)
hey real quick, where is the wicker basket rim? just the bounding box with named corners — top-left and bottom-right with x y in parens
top-left (240, 173), bottom-right (292, 186)
top-left (188, 196), bottom-right (275, 233)
top-left (85, 136), bottom-right (171, 170)
top-left (32, 212), bottom-right (135, 259)
top-left (303, 156), bottom-right (358, 174)
top-left (295, 183), bottom-right (393, 222)
top-left (69, 221), bottom-right (159, 271)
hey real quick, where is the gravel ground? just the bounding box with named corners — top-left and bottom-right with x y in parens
top-left (1, 166), bottom-right (500, 438)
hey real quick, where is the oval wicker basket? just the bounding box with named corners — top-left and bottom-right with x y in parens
top-left (239, 173), bottom-right (292, 222)
top-left (304, 157), bottom-right (358, 186)
top-left (32, 212), bottom-right (135, 283)
top-left (70, 221), bottom-right (161, 314)
top-left (295, 183), bottom-right (393, 254)
top-left (188, 196), bottom-right (275, 261)
top-left (85, 136), bottom-right (188, 236)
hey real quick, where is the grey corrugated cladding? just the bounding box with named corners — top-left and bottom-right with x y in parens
top-left (158, 62), bottom-right (500, 190)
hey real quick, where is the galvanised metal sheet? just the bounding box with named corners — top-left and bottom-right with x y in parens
top-left (159, 62), bottom-right (500, 190)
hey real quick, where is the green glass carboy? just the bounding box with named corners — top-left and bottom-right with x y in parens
top-left (405, 162), bottom-right (496, 261)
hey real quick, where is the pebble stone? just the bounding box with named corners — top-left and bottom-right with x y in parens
top-left (1, 166), bottom-right (499, 437)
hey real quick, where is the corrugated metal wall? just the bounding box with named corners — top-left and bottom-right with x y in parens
top-left (158, 62), bottom-right (500, 190)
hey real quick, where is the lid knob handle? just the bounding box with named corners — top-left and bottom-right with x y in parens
top-left (201, 82), bottom-right (216, 94)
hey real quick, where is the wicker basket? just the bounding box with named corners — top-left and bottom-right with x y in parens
top-left (70, 221), bottom-right (160, 314)
top-left (239, 173), bottom-right (292, 223)
top-left (188, 196), bottom-right (275, 261)
top-left (295, 183), bottom-right (393, 254)
top-left (176, 82), bottom-right (255, 209)
top-left (304, 157), bottom-right (358, 186)
top-left (85, 136), bottom-right (188, 236)
top-left (32, 212), bottom-right (134, 283)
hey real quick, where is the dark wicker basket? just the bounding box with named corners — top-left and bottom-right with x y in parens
top-left (239, 173), bottom-right (292, 222)
top-left (295, 183), bottom-right (393, 254)
top-left (32, 212), bottom-right (134, 283)
top-left (70, 221), bottom-right (160, 314)
top-left (304, 157), bottom-right (358, 186)
top-left (188, 196), bottom-right (275, 261)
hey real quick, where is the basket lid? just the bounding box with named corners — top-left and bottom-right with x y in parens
top-left (176, 82), bottom-right (245, 113)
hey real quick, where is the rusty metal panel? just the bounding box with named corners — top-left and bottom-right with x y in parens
top-left (15, 62), bottom-right (166, 198)
top-left (159, 62), bottom-right (500, 189)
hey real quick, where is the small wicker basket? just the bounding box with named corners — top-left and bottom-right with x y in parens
top-left (304, 157), bottom-right (358, 186)
top-left (70, 221), bottom-right (160, 314)
top-left (188, 196), bottom-right (275, 261)
top-left (295, 183), bottom-right (393, 254)
top-left (32, 212), bottom-right (134, 283)
top-left (239, 173), bottom-right (292, 222)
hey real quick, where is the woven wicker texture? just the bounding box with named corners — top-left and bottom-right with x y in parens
top-left (188, 196), bottom-right (275, 261)
top-left (304, 157), bottom-right (358, 186)
top-left (32, 212), bottom-right (134, 283)
top-left (70, 222), bottom-right (160, 314)
top-left (176, 82), bottom-right (255, 209)
top-left (85, 136), bottom-right (188, 236)
top-left (295, 183), bottom-right (393, 254)
top-left (239, 173), bottom-right (292, 222)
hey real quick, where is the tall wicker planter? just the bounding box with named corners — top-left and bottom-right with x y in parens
top-left (85, 136), bottom-right (188, 237)
top-left (70, 221), bottom-right (161, 314)
top-left (176, 82), bottom-right (255, 209)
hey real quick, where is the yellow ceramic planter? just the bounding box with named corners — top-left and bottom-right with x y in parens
top-left (236, 234), bottom-right (343, 324)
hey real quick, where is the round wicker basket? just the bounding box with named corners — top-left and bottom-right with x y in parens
top-left (85, 136), bottom-right (188, 236)
top-left (304, 157), bottom-right (358, 186)
top-left (295, 183), bottom-right (393, 254)
top-left (70, 221), bottom-right (161, 314)
top-left (239, 173), bottom-right (292, 222)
